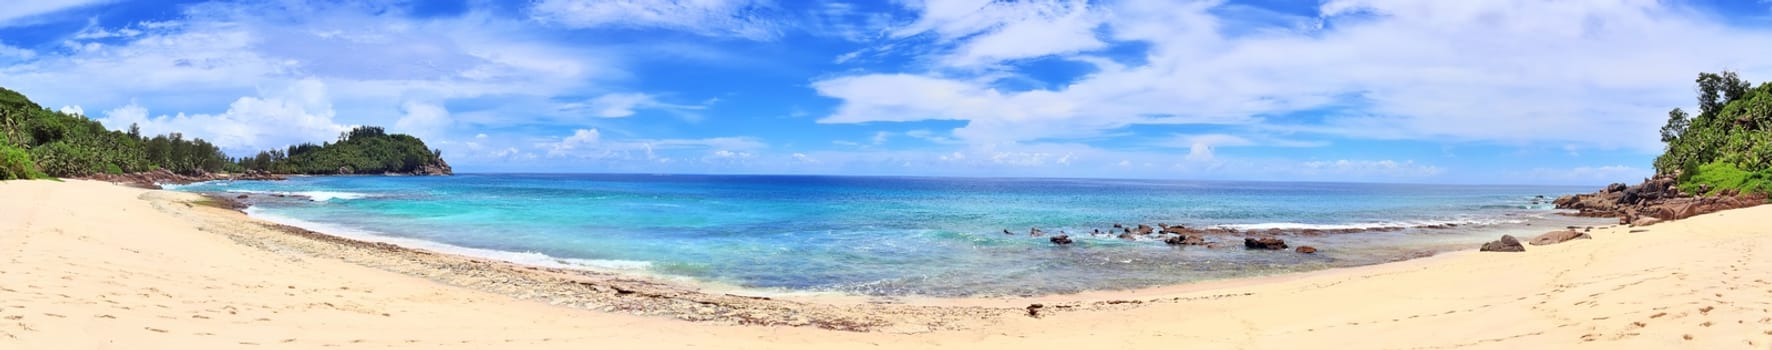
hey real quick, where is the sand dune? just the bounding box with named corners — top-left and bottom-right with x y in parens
top-left (2, 180), bottom-right (1769, 349)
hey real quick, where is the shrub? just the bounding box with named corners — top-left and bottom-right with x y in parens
top-left (0, 144), bottom-right (44, 180)
top-left (1682, 161), bottom-right (1772, 195)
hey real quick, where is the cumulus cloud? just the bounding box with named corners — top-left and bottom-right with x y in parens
top-left (393, 101), bottom-right (453, 141)
top-left (530, 0), bottom-right (781, 40)
top-left (94, 79), bottom-right (348, 153)
top-left (816, 0), bottom-right (1772, 153)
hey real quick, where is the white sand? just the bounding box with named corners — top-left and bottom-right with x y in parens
top-left (3, 179), bottom-right (1769, 349)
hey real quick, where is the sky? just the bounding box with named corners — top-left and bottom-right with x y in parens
top-left (3, 0), bottom-right (1772, 185)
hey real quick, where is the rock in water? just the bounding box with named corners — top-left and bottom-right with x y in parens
top-left (1243, 237), bottom-right (1288, 250)
top-left (1163, 235), bottom-right (1207, 246)
top-left (1049, 235), bottom-right (1073, 245)
top-left (1294, 246), bottom-right (1317, 254)
top-left (1480, 235), bottom-right (1525, 252)
top-left (1528, 230), bottom-right (1591, 246)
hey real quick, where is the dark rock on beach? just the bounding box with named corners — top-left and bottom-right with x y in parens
top-left (1479, 235), bottom-right (1525, 252)
top-left (1049, 235), bottom-right (1073, 245)
top-left (1294, 246), bottom-right (1317, 254)
top-left (1243, 237), bottom-right (1288, 250)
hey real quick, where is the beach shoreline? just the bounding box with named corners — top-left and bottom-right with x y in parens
top-left (5, 179), bottom-right (1770, 349)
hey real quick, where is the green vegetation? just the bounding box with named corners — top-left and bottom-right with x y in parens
top-left (236, 126), bottom-right (447, 175)
top-left (1, 86), bottom-right (447, 179)
top-left (1682, 162), bottom-right (1772, 195)
top-left (1655, 71), bottom-right (1772, 195)
top-left (1, 87), bottom-right (228, 178)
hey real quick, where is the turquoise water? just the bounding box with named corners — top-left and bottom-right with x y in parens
top-left (172, 174), bottom-right (1606, 297)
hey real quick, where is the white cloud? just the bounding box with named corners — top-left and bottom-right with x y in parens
top-left (393, 101), bottom-right (452, 141)
top-left (893, 0), bottom-right (1104, 67)
top-left (530, 0), bottom-right (780, 40)
top-left (538, 128), bottom-right (765, 160)
top-left (710, 149), bottom-right (754, 159)
top-left (57, 105), bottom-right (83, 116)
top-left (817, 0), bottom-right (1772, 153)
top-left (0, 41), bottom-right (35, 60)
top-left (792, 152), bottom-right (817, 163)
top-left (1516, 165), bottom-right (1650, 185)
top-left (0, 2), bottom-right (610, 126)
top-left (0, 0), bottom-right (109, 27)
top-left (545, 128), bottom-right (604, 156)
top-left (1298, 159), bottom-right (1444, 178)
top-left (561, 92), bottom-right (705, 118)
top-left (94, 79), bottom-right (348, 153)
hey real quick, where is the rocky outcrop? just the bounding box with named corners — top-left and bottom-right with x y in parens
top-left (1554, 173), bottom-right (1765, 223)
top-left (413, 157), bottom-right (453, 176)
top-left (1243, 237), bottom-right (1288, 250)
top-left (1163, 235), bottom-right (1208, 246)
top-left (1480, 235), bottom-right (1525, 252)
top-left (1294, 246), bottom-right (1317, 254)
top-left (79, 169), bottom-right (286, 189)
top-left (1528, 230), bottom-right (1591, 246)
top-left (1049, 235), bottom-right (1073, 245)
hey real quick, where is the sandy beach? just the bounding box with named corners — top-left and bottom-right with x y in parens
top-left (3, 180), bottom-right (1770, 349)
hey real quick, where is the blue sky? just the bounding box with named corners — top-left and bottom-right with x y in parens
top-left (4, 0), bottom-right (1772, 184)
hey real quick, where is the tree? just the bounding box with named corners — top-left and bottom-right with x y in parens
top-left (1660, 108), bottom-right (1689, 144)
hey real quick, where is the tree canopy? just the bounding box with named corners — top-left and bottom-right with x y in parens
top-left (1654, 71), bottom-right (1772, 195)
top-left (1, 86), bottom-right (447, 180)
top-left (235, 126), bottom-right (448, 175)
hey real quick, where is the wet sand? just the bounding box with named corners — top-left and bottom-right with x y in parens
top-left (3, 179), bottom-right (1769, 349)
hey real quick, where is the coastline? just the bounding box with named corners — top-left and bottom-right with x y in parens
top-left (5, 179), bottom-right (1770, 349)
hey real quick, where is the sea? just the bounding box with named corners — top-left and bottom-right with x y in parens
top-left (170, 174), bottom-right (1611, 297)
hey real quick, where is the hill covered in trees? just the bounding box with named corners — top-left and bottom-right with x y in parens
top-left (238, 126), bottom-right (452, 175)
top-left (0, 87), bottom-right (449, 180)
top-left (1655, 71), bottom-right (1772, 195)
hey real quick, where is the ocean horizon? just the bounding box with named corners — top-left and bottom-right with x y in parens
top-left (172, 174), bottom-right (1612, 297)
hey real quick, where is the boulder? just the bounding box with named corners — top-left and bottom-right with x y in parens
top-left (1160, 225), bottom-right (1191, 235)
top-left (1134, 224), bottom-right (1155, 235)
top-left (1117, 232), bottom-right (1138, 241)
top-left (1243, 237), bottom-right (1288, 250)
top-left (1295, 246), bottom-right (1318, 254)
top-left (1632, 217), bottom-right (1663, 226)
top-left (1528, 230), bottom-right (1591, 246)
top-left (1049, 235), bottom-right (1073, 245)
top-left (1479, 235), bottom-right (1525, 252)
top-left (1605, 182), bottom-right (1628, 193)
top-left (337, 166), bottom-right (355, 175)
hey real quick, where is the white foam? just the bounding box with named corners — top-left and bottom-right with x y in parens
top-left (232, 190), bottom-right (374, 202)
top-left (243, 208), bottom-right (653, 271)
top-left (1220, 218), bottom-right (1523, 231)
